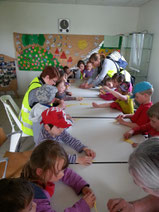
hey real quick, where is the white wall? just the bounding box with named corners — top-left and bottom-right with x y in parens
top-left (0, 2), bottom-right (139, 95)
top-left (138, 0), bottom-right (159, 103)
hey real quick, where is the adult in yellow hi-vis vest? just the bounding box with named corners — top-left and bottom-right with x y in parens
top-left (19, 66), bottom-right (60, 136)
top-left (80, 51), bottom-right (131, 89)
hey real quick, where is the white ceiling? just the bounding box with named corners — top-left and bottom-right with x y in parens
top-left (0, 0), bottom-right (153, 7)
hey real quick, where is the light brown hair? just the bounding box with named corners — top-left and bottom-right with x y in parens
top-left (21, 140), bottom-right (68, 186)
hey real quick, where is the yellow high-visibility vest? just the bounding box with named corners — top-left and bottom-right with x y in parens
top-left (19, 77), bottom-right (42, 136)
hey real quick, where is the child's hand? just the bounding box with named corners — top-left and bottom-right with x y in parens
top-left (83, 192), bottom-right (96, 208)
top-left (82, 186), bottom-right (92, 195)
top-left (124, 130), bottom-right (134, 140)
top-left (77, 156), bottom-right (93, 165)
top-left (116, 114), bottom-right (125, 119)
top-left (92, 102), bottom-right (99, 108)
top-left (116, 116), bottom-right (125, 124)
top-left (66, 114), bottom-right (73, 122)
top-left (107, 198), bottom-right (134, 212)
top-left (76, 97), bottom-right (83, 101)
top-left (83, 148), bottom-right (96, 159)
top-left (103, 86), bottom-right (110, 92)
top-left (99, 89), bottom-right (106, 95)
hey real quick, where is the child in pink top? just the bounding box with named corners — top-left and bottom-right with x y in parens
top-left (99, 73), bottom-right (125, 101)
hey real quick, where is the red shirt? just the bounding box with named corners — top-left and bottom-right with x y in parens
top-left (133, 122), bottom-right (159, 137)
top-left (45, 182), bottom-right (55, 197)
top-left (130, 102), bottom-right (152, 126)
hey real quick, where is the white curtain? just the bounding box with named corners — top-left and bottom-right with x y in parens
top-left (129, 33), bottom-right (145, 72)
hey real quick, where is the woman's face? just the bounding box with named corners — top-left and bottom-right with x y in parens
top-left (91, 58), bottom-right (100, 67)
top-left (44, 76), bottom-right (58, 85)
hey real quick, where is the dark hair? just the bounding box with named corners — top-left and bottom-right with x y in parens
top-left (40, 66), bottom-right (60, 79)
top-left (21, 140), bottom-right (69, 186)
top-left (77, 60), bottom-right (85, 68)
top-left (102, 76), bottom-right (112, 86)
top-left (112, 73), bottom-right (125, 84)
top-left (0, 178), bottom-right (33, 212)
top-left (89, 53), bottom-right (100, 62)
top-left (63, 66), bottom-right (69, 72)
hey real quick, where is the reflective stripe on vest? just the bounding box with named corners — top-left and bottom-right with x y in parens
top-left (19, 77), bottom-right (42, 136)
top-left (107, 70), bottom-right (117, 78)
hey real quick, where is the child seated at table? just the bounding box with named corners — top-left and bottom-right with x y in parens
top-left (63, 65), bottom-right (74, 79)
top-left (75, 60), bottom-right (85, 79)
top-left (29, 84), bottom-right (66, 143)
top-left (56, 80), bottom-right (83, 101)
top-left (116, 81), bottom-right (153, 128)
top-left (99, 73), bottom-right (125, 101)
top-left (38, 107), bottom-right (96, 165)
top-left (124, 102), bottom-right (159, 147)
top-left (0, 178), bottom-right (36, 212)
top-left (83, 61), bottom-right (94, 79)
top-left (92, 81), bottom-right (134, 114)
top-left (21, 140), bottom-right (96, 212)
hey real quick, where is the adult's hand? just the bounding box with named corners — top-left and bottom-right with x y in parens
top-left (107, 198), bottom-right (135, 212)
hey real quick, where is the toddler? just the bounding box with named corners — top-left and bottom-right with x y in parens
top-left (124, 102), bottom-right (159, 147)
top-left (56, 80), bottom-right (83, 101)
top-left (21, 140), bottom-right (96, 212)
top-left (92, 81), bottom-right (134, 114)
top-left (38, 107), bottom-right (96, 165)
top-left (83, 62), bottom-right (94, 79)
top-left (63, 66), bottom-right (74, 79)
top-left (117, 81), bottom-right (153, 128)
top-left (0, 178), bottom-right (36, 212)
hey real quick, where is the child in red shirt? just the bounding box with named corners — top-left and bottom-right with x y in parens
top-left (124, 102), bottom-right (159, 147)
top-left (116, 81), bottom-right (153, 128)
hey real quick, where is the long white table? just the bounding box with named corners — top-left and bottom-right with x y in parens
top-left (65, 98), bottom-right (122, 118)
top-left (52, 164), bottom-right (146, 212)
top-left (68, 80), bottom-right (99, 98)
top-left (64, 118), bottom-right (144, 163)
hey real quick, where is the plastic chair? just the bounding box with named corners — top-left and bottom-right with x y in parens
top-left (0, 95), bottom-right (29, 152)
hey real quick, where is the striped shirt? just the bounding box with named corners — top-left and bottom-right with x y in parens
top-left (38, 126), bottom-right (86, 164)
